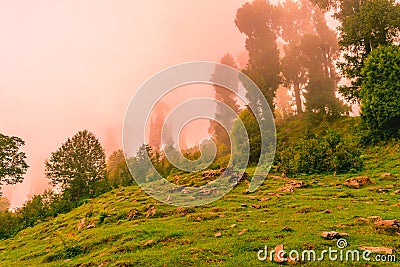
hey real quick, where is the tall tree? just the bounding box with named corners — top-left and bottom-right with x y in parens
top-left (235, 0), bottom-right (281, 114)
top-left (208, 54), bottom-right (240, 157)
top-left (301, 10), bottom-right (345, 115)
top-left (45, 130), bottom-right (106, 201)
top-left (311, 0), bottom-right (400, 103)
top-left (0, 133), bottom-right (28, 195)
top-left (107, 149), bottom-right (133, 187)
top-left (280, 0), bottom-right (315, 114)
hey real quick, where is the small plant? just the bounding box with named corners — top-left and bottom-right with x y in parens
top-left (98, 211), bottom-right (108, 224)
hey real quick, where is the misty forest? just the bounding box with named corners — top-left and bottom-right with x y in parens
top-left (1, 0), bottom-right (400, 266)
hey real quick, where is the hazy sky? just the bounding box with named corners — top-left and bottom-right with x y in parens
top-left (0, 1), bottom-right (251, 207)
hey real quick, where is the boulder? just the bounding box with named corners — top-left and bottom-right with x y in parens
top-left (344, 176), bottom-right (372, 189)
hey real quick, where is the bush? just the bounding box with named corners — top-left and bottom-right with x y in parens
top-left (275, 131), bottom-right (363, 176)
top-left (360, 45), bottom-right (400, 141)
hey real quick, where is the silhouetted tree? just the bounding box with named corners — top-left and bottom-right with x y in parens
top-left (107, 149), bottom-right (134, 187)
top-left (0, 133), bottom-right (28, 195)
top-left (208, 54), bottom-right (240, 156)
top-left (45, 130), bottom-right (107, 201)
top-left (235, 0), bottom-right (281, 114)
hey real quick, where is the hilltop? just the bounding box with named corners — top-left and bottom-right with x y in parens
top-left (0, 118), bottom-right (399, 266)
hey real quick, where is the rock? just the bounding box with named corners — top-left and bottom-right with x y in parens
top-left (143, 239), bottom-right (154, 246)
top-left (77, 218), bottom-right (86, 230)
top-left (260, 197), bottom-right (271, 201)
top-left (230, 224), bottom-right (237, 228)
top-left (214, 232), bottom-right (222, 238)
top-left (127, 209), bottom-right (139, 221)
top-left (87, 223), bottom-right (96, 229)
top-left (115, 191), bottom-right (124, 196)
top-left (321, 231), bottom-right (348, 240)
top-left (146, 206), bottom-right (157, 218)
top-left (237, 218), bottom-right (244, 222)
top-left (359, 246), bottom-right (393, 254)
top-left (240, 203), bottom-right (248, 207)
top-left (381, 173), bottom-right (393, 178)
top-left (165, 195), bottom-right (172, 202)
top-left (274, 244), bottom-right (286, 263)
top-left (344, 176), bottom-right (372, 189)
top-left (238, 228), bottom-right (248, 235)
top-left (374, 219), bottom-right (400, 228)
top-left (324, 209), bottom-right (333, 214)
top-left (252, 204), bottom-right (261, 209)
top-left (260, 221), bottom-right (266, 224)
top-left (367, 216), bottom-right (382, 222)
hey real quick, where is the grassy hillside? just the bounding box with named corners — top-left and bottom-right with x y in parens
top-left (1, 118), bottom-right (399, 266)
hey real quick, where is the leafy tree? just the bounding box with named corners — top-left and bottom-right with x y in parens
top-left (0, 196), bottom-right (10, 211)
top-left (45, 130), bottom-right (107, 201)
top-left (311, 0), bottom-right (400, 102)
top-left (235, 0), bottom-right (281, 114)
top-left (208, 54), bottom-right (240, 157)
top-left (130, 144), bottom-right (154, 183)
top-left (0, 133), bottom-right (28, 194)
top-left (232, 108), bottom-right (261, 165)
top-left (360, 45), bottom-right (400, 139)
top-left (107, 149), bottom-right (134, 187)
top-left (279, 0), bottom-right (315, 114)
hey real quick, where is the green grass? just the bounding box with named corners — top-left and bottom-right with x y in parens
top-left (0, 119), bottom-right (399, 266)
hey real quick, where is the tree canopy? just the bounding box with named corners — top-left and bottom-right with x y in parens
top-left (0, 133), bottom-right (28, 194)
top-left (45, 130), bottom-right (107, 201)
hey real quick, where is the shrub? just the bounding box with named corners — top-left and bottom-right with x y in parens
top-left (275, 131), bottom-right (363, 176)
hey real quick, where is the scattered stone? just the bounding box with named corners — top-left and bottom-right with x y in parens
top-left (336, 206), bottom-right (344, 209)
top-left (274, 244), bottom-right (286, 263)
top-left (374, 219), bottom-right (400, 228)
top-left (344, 176), bottom-right (372, 189)
top-left (146, 206), bottom-right (157, 218)
top-left (244, 196), bottom-right (257, 199)
top-left (77, 218), bottom-right (86, 230)
top-left (143, 239), bottom-right (154, 246)
top-left (127, 209), bottom-right (140, 221)
top-left (87, 223), bottom-right (96, 229)
top-left (323, 209), bottom-right (333, 214)
top-left (252, 204), bottom-right (261, 209)
top-left (165, 195), bottom-right (172, 202)
top-left (238, 228), bottom-right (248, 235)
top-left (237, 218), bottom-right (244, 222)
top-left (368, 216), bottom-right (382, 222)
top-left (115, 191), bottom-right (124, 196)
top-left (260, 197), bottom-right (271, 201)
top-left (241, 203), bottom-right (248, 207)
top-left (381, 173), bottom-right (394, 178)
top-left (214, 232), bottom-right (222, 238)
top-left (321, 231), bottom-right (348, 240)
top-left (196, 217), bottom-right (202, 221)
top-left (282, 226), bottom-right (294, 232)
top-left (390, 189), bottom-right (400, 196)
top-left (230, 224), bottom-right (237, 228)
top-left (260, 221), bottom-right (266, 224)
top-left (359, 246), bottom-right (393, 254)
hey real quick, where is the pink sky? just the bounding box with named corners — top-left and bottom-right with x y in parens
top-left (0, 1), bottom-right (250, 208)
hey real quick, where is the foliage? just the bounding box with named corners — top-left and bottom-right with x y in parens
top-left (107, 149), bottom-right (134, 187)
top-left (0, 133), bottom-right (28, 194)
top-left (311, 0), bottom-right (400, 102)
top-left (208, 54), bottom-right (240, 157)
top-left (45, 130), bottom-right (107, 201)
top-left (360, 45), bottom-right (400, 141)
top-left (275, 130), bottom-right (363, 176)
top-left (232, 108), bottom-right (261, 165)
top-left (235, 0), bottom-right (281, 114)
top-left (0, 197), bottom-right (10, 211)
